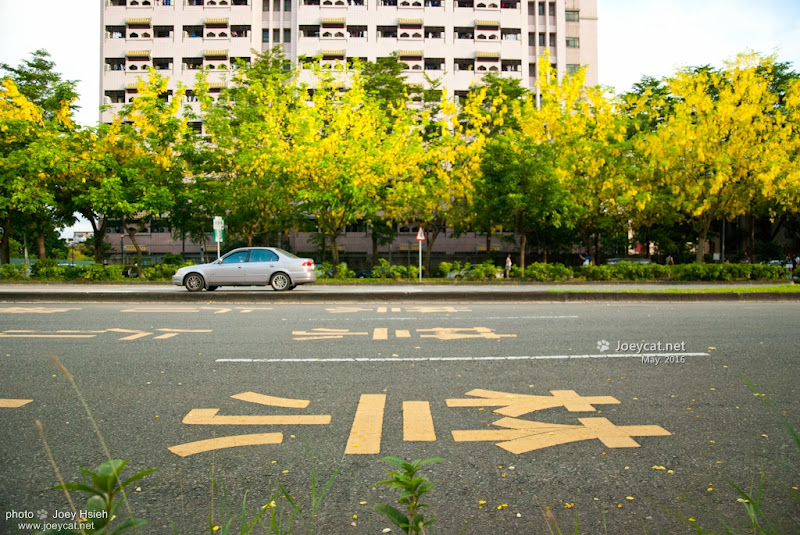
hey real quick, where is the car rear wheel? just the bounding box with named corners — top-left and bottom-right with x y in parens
top-left (184, 273), bottom-right (205, 292)
top-left (270, 272), bottom-right (291, 291)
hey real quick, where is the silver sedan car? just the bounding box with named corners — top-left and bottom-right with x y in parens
top-left (172, 247), bottom-right (316, 292)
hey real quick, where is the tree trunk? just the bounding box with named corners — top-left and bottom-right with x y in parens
top-left (485, 232), bottom-right (492, 260)
top-left (37, 234), bottom-right (46, 260)
top-left (593, 233), bottom-right (600, 266)
top-left (519, 233), bottom-right (527, 273)
top-left (330, 233), bottom-right (340, 265)
top-left (87, 215), bottom-right (108, 264)
top-left (696, 216), bottom-right (714, 263)
top-left (423, 227), bottom-right (442, 278)
top-left (0, 214), bottom-right (11, 264)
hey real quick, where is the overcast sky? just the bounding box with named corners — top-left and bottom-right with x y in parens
top-left (2, 0), bottom-right (800, 126)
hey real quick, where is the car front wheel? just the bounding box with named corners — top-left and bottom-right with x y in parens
top-left (270, 272), bottom-right (291, 291)
top-left (184, 273), bottom-right (205, 292)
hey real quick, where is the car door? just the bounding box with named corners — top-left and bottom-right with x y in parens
top-left (206, 250), bottom-right (250, 284)
top-left (244, 248), bottom-right (278, 285)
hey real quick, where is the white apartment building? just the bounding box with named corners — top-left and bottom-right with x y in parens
top-left (101, 0), bottom-right (597, 123)
top-left (99, 0), bottom-right (597, 263)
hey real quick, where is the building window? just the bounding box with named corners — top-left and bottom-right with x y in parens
top-left (548, 2), bottom-right (555, 16)
top-left (183, 25), bottom-right (203, 38)
top-left (273, 28), bottom-right (280, 42)
top-left (537, 2), bottom-right (544, 15)
top-left (424, 58), bottom-right (444, 70)
top-left (565, 10), bottom-right (579, 22)
top-left (347, 25), bottom-right (367, 38)
top-left (283, 28), bottom-right (291, 43)
top-left (183, 57), bottom-right (203, 70)
top-left (425, 26), bottom-right (444, 38)
top-left (262, 29), bottom-right (269, 42)
top-left (300, 25), bottom-right (320, 37)
top-left (377, 26), bottom-right (398, 38)
top-left (455, 27), bottom-right (473, 39)
top-left (104, 90), bottom-right (125, 104)
top-left (284, 0), bottom-right (291, 10)
top-left (538, 33), bottom-right (545, 46)
top-left (549, 32), bottom-right (556, 47)
top-left (154, 26), bottom-right (173, 38)
top-left (105, 58), bottom-right (126, 71)
top-left (566, 37), bottom-right (579, 48)
top-left (566, 64), bottom-right (580, 74)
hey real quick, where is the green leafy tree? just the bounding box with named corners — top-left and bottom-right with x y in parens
top-left (479, 134), bottom-right (579, 269)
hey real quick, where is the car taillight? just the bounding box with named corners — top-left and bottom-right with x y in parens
top-left (302, 261), bottom-right (314, 267)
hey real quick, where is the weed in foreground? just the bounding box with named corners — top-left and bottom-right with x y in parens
top-left (374, 456), bottom-right (444, 535)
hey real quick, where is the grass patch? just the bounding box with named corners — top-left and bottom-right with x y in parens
top-left (549, 284), bottom-right (800, 294)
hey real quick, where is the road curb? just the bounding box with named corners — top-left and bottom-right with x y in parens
top-left (1, 290), bottom-right (798, 303)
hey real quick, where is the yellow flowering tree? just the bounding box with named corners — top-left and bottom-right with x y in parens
top-left (94, 71), bottom-right (192, 275)
top-left (286, 64), bottom-right (420, 265)
top-left (384, 89), bottom-right (490, 274)
top-left (196, 50), bottom-right (301, 248)
top-left (0, 50), bottom-right (77, 263)
top-left (514, 60), bottom-right (639, 264)
top-left (636, 54), bottom-right (800, 262)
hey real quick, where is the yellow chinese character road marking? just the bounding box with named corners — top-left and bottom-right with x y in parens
top-left (151, 328), bottom-right (213, 340)
top-left (201, 307), bottom-right (233, 314)
top-left (406, 306), bottom-right (471, 313)
top-left (417, 327), bottom-right (516, 341)
top-left (169, 392), bottom-right (331, 457)
top-left (373, 328), bottom-right (389, 340)
top-left (326, 307), bottom-right (373, 314)
top-left (446, 389), bottom-right (620, 416)
top-left (345, 394), bottom-right (386, 455)
top-left (231, 392), bottom-right (309, 408)
top-left (0, 307), bottom-right (81, 314)
top-left (452, 417), bottom-right (671, 454)
top-left (403, 401), bottom-right (436, 442)
top-left (292, 328), bottom-right (369, 341)
top-left (183, 409), bottom-right (330, 426)
top-left (168, 433), bottom-right (283, 457)
top-left (121, 307), bottom-right (200, 313)
top-left (396, 329), bottom-right (411, 338)
top-left (236, 307), bottom-right (272, 313)
top-left (0, 398), bottom-right (33, 408)
top-left (0, 328), bottom-right (211, 341)
top-left (454, 417), bottom-right (671, 453)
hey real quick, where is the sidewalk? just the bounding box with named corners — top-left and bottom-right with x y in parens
top-left (0, 281), bottom-right (797, 303)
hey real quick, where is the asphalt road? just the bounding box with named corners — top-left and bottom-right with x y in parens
top-left (1, 301), bottom-right (799, 534)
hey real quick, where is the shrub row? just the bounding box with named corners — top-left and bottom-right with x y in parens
top-left (436, 260), bottom-right (790, 282)
top-left (0, 259), bottom-right (195, 282)
top-left (578, 262), bottom-right (789, 281)
top-left (0, 259), bottom-right (791, 282)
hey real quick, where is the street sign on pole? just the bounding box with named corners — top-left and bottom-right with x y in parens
top-left (213, 216), bottom-right (224, 260)
top-left (416, 227), bottom-right (425, 283)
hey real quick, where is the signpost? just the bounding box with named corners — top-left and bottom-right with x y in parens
top-left (213, 216), bottom-right (224, 260)
top-left (415, 227), bottom-right (425, 283)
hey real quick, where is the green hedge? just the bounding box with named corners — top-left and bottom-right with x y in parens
top-left (524, 262), bottom-right (574, 281)
top-left (578, 262), bottom-right (789, 282)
